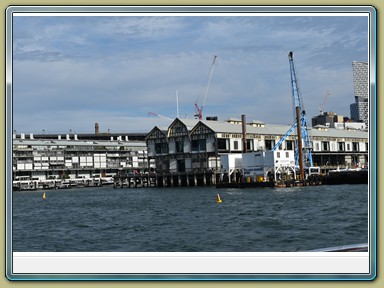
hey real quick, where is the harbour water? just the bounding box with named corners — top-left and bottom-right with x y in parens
top-left (12, 184), bottom-right (368, 252)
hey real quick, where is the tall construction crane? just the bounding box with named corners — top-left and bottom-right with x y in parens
top-left (194, 55), bottom-right (217, 120)
top-left (319, 91), bottom-right (330, 115)
top-left (272, 51), bottom-right (315, 180)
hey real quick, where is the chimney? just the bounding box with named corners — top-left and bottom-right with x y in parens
top-left (30, 133), bottom-right (34, 140)
top-left (95, 123), bottom-right (99, 134)
top-left (66, 134), bottom-right (70, 140)
top-left (58, 135), bottom-right (62, 140)
top-left (74, 134), bottom-right (78, 141)
top-left (242, 114), bottom-right (247, 153)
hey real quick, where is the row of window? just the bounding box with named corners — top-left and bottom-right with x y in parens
top-left (154, 139), bottom-right (368, 154)
top-left (315, 142), bottom-right (367, 152)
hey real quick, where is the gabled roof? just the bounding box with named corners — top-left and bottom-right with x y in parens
top-left (167, 118), bottom-right (200, 137)
top-left (145, 126), bottom-right (167, 141)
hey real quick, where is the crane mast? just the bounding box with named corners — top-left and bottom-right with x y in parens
top-left (194, 55), bottom-right (217, 120)
top-left (288, 51), bottom-right (314, 178)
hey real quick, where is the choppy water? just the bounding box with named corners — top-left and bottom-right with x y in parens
top-left (12, 184), bottom-right (368, 252)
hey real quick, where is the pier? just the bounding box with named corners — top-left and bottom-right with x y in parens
top-left (113, 171), bottom-right (219, 188)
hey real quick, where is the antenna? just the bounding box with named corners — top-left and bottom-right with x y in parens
top-left (176, 90), bottom-right (179, 118)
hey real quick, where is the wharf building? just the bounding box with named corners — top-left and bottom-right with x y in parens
top-left (12, 132), bottom-right (151, 183)
top-left (350, 61), bottom-right (369, 129)
top-left (146, 117), bottom-right (368, 187)
top-left (12, 118), bottom-right (368, 188)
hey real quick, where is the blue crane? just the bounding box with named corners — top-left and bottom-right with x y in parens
top-left (273, 51), bottom-right (314, 179)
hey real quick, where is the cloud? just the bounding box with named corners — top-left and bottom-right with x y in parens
top-left (12, 14), bottom-right (369, 133)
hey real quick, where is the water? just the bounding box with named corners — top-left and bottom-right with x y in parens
top-left (12, 185), bottom-right (368, 252)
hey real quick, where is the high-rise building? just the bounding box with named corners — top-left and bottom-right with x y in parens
top-left (350, 61), bottom-right (368, 129)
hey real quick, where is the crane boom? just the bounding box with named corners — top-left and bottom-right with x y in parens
top-left (148, 112), bottom-right (173, 121)
top-left (194, 55), bottom-right (217, 120)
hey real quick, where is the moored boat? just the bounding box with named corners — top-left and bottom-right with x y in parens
top-left (324, 168), bottom-right (368, 185)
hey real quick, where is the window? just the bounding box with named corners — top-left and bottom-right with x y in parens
top-left (246, 139), bottom-right (253, 151)
top-left (199, 139), bottom-right (206, 151)
top-left (265, 140), bottom-right (275, 151)
top-left (277, 152), bottom-right (280, 158)
top-left (155, 143), bottom-right (168, 154)
top-left (338, 142), bottom-right (345, 152)
top-left (177, 159), bottom-right (185, 173)
top-left (217, 139), bottom-right (228, 151)
top-left (155, 143), bottom-right (162, 154)
top-left (176, 141), bottom-right (184, 153)
top-left (233, 141), bottom-right (239, 150)
top-left (322, 141), bottom-right (329, 151)
top-left (191, 140), bottom-right (199, 152)
top-left (286, 140), bottom-right (294, 150)
top-left (352, 142), bottom-right (359, 152)
top-left (192, 139), bottom-right (206, 152)
top-left (161, 143), bottom-right (169, 154)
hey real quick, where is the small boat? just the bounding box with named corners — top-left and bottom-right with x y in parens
top-left (308, 243), bottom-right (368, 252)
top-left (100, 177), bottom-right (114, 185)
top-left (57, 181), bottom-right (72, 189)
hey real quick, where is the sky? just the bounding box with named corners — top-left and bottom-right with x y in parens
top-left (12, 12), bottom-right (369, 134)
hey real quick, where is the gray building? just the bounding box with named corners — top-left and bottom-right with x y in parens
top-left (350, 61), bottom-right (369, 128)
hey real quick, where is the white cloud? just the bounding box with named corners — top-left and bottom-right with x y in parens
top-left (12, 14), bottom-right (369, 134)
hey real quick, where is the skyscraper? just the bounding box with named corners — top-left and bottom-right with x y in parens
top-left (350, 61), bottom-right (368, 129)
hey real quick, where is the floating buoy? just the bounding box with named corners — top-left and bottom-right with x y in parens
top-left (42, 192), bottom-right (46, 199)
top-left (216, 194), bottom-right (222, 203)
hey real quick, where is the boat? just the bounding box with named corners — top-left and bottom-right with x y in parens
top-left (100, 177), bottom-right (114, 185)
top-left (13, 180), bottom-right (39, 191)
top-left (308, 243), bottom-right (368, 252)
top-left (57, 181), bottom-right (72, 189)
top-left (324, 167), bottom-right (368, 185)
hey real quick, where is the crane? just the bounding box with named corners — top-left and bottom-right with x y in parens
top-left (288, 51), bottom-right (314, 178)
top-left (272, 52), bottom-right (314, 180)
top-left (148, 112), bottom-right (173, 121)
top-left (194, 55), bottom-right (217, 120)
top-left (319, 91), bottom-right (330, 115)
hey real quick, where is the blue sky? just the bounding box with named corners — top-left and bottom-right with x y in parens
top-left (12, 13), bottom-right (369, 134)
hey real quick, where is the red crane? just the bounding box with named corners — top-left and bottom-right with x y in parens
top-left (194, 55), bottom-right (217, 120)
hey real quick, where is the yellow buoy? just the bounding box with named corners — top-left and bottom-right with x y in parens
top-left (42, 192), bottom-right (46, 199)
top-left (216, 194), bottom-right (222, 203)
